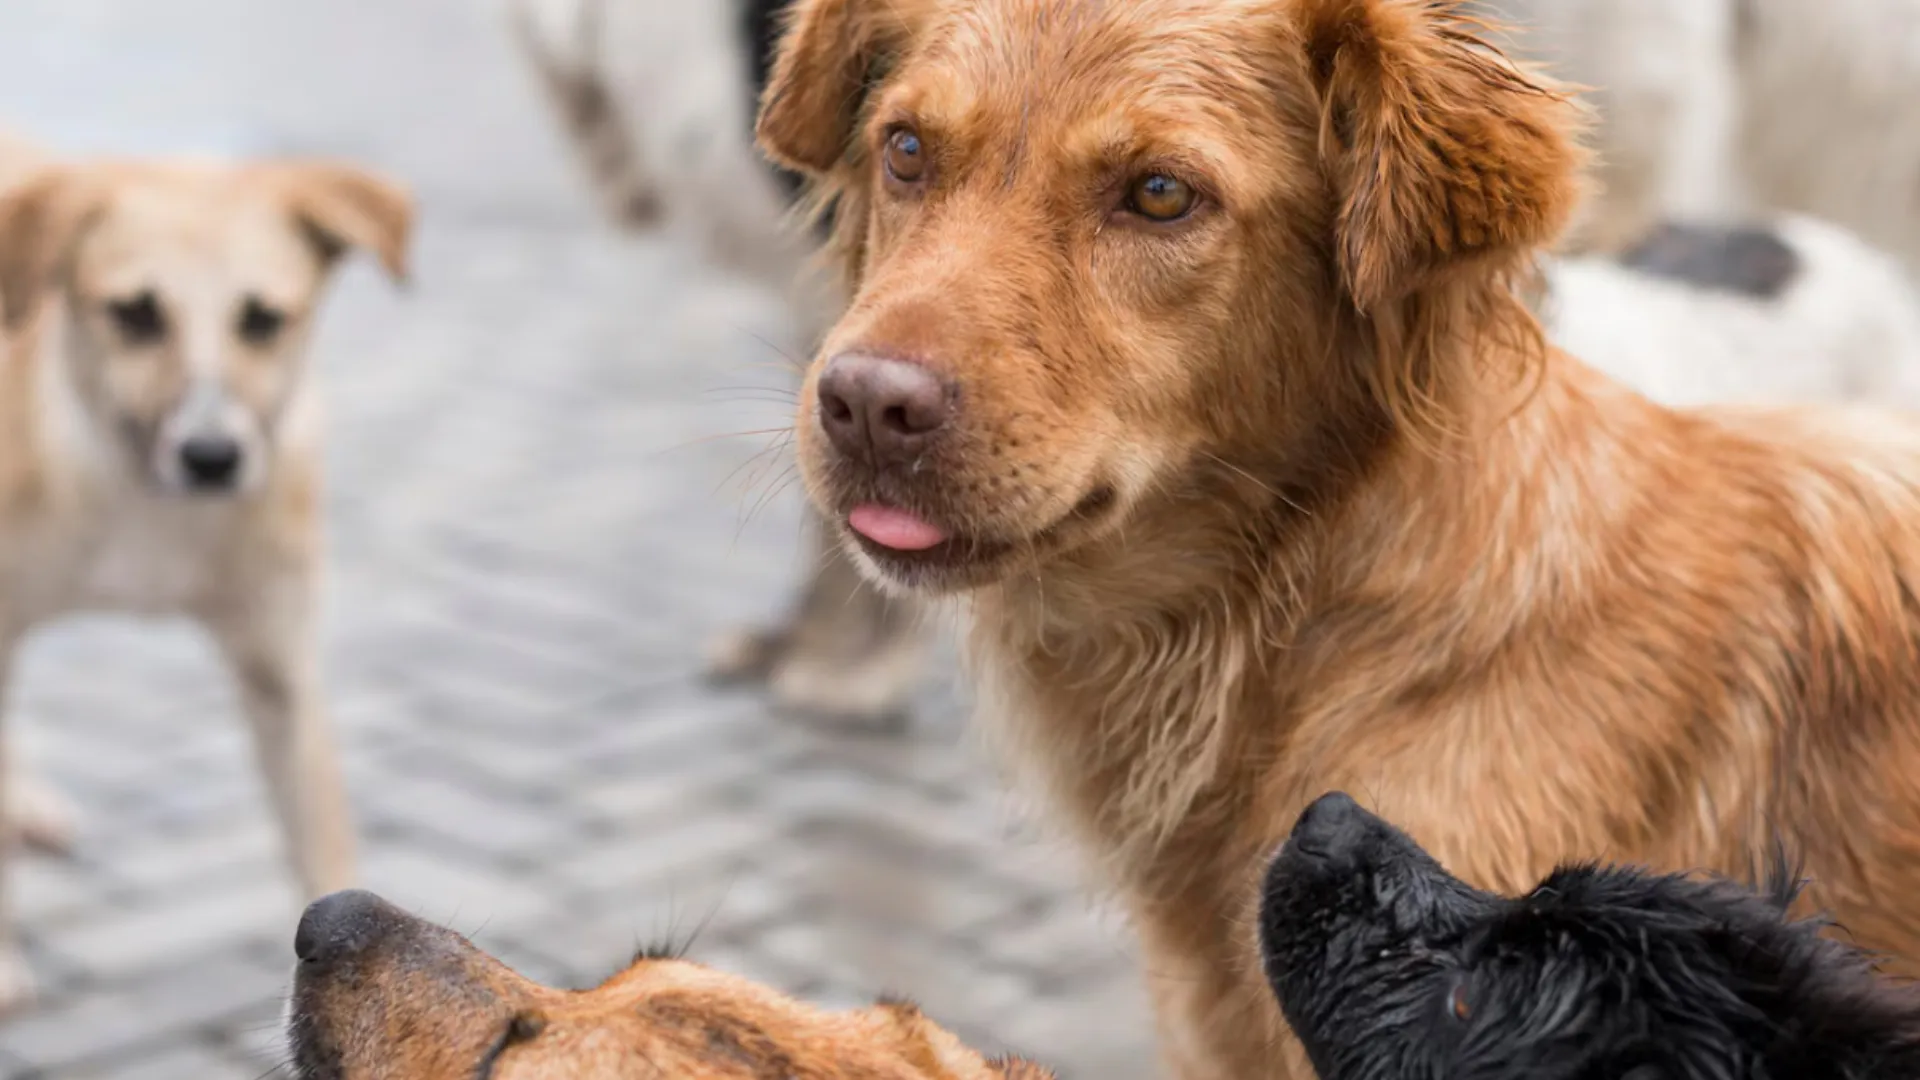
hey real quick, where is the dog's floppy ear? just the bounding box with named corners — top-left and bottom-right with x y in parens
top-left (755, 0), bottom-right (930, 174)
top-left (1298, 0), bottom-right (1584, 311)
top-left (269, 162), bottom-right (414, 283)
top-left (0, 169), bottom-right (108, 332)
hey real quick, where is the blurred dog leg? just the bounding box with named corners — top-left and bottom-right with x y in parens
top-left (505, 0), bottom-right (933, 725)
top-left (505, 0), bottom-right (662, 226)
top-left (4, 762), bottom-right (75, 856)
top-left (708, 514), bottom-right (927, 729)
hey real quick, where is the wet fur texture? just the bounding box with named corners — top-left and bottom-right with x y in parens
top-left (754, 2), bottom-right (1920, 1078)
top-left (287, 889), bottom-right (1054, 1080)
top-left (1259, 794), bottom-right (1920, 1080)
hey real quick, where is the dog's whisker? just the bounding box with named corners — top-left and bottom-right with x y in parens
top-left (655, 426), bottom-right (797, 458)
top-left (711, 436), bottom-right (797, 499)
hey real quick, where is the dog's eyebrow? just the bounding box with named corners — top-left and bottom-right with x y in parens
top-left (473, 1011), bottom-right (545, 1080)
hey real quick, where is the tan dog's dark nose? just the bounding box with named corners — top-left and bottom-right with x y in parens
top-left (295, 889), bottom-right (403, 964)
top-left (817, 353), bottom-right (953, 462)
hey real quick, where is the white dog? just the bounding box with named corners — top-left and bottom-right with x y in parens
top-left (1545, 215), bottom-right (1920, 406)
top-left (1488, 0), bottom-right (1920, 272)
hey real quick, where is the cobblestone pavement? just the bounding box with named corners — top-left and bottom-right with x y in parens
top-left (0, 2), bottom-right (1157, 1076)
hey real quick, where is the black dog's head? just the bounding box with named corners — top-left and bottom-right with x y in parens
top-left (1259, 792), bottom-right (1920, 1080)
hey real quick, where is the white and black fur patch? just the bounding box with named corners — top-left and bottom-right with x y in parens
top-left (1617, 221), bottom-right (1801, 299)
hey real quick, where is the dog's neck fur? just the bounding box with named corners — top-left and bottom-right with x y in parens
top-left (965, 328), bottom-right (1664, 888)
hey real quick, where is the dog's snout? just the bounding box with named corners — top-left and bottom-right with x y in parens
top-left (296, 889), bottom-right (405, 965)
top-left (1290, 792), bottom-right (1369, 861)
top-left (178, 434), bottom-right (243, 490)
top-left (816, 353), bottom-right (953, 463)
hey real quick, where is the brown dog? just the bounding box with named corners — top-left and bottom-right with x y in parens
top-left (756, 0), bottom-right (1920, 1077)
top-left (285, 889), bottom-right (1054, 1079)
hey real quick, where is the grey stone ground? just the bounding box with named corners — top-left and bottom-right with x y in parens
top-left (0, 2), bottom-right (1158, 1076)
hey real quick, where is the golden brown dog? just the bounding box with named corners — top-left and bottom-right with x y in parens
top-left (756, 0), bottom-right (1920, 1077)
top-left (0, 146), bottom-right (409, 1009)
top-left (286, 889), bottom-right (1054, 1079)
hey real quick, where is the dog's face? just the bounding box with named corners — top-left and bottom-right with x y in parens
top-left (0, 161), bottom-right (409, 495)
top-left (287, 890), bottom-right (1053, 1080)
top-left (1259, 793), bottom-right (1920, 1080)
top-left (756, 0), bottom-right (1580, 592)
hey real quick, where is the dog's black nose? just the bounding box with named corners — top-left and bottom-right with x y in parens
top-left (1290, 792), bottom-right (1370, 861)
top-left (179, 435), bottom-right (243, 488)
top-left (296, 889), bottom-right (402, 964)
top-left (816, 353), bottom-right (953, 463)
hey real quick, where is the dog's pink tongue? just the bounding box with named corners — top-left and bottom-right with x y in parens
top-left (848, 504), bottom-right (947, 551)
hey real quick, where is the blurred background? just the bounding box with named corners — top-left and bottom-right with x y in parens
top-left (0, 1), bottom-right (1153, 1077)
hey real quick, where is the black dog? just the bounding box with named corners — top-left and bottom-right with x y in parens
top-left (1259, 793), bottom-right (1920, 1080)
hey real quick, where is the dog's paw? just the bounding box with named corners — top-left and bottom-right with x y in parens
top-left (703, 625), bottom-right (790, 686)
top-left (0, 945), bottom-right (37, 1015)
top-left (6, 773), bottom-right (77, 856)
top-left (768, 641), bottom-right (921, 732)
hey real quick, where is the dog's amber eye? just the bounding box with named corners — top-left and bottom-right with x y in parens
top-left (1127, 173), bottom-right (1196, 221)
top-left (238, 296), bottom-right (287, 345)
top-left (106, 291), bottom-right (166, 344)
top-left (884, 129), bottom-right (927, 184)
top-left (1448, 983), bottom-right (1471, 1021)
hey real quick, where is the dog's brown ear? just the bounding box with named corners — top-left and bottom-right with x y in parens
top-left (271, 163), bottom-right (414, 283)
top-left (1298, 0), bottom-right (1584, 311)
top-left (755, 0), bottom-right (930, 174)
top-left (0, 169), bottom-right (107, 332)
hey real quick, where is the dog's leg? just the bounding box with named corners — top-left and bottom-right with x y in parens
top-left (505, 0), bottom-right (663, 227)
top-left (0, 636), bottom-right (36, 1012)
top-left (204, 588), bottom-right (356, 900)
top-left (4, 760), bottom-right (75, 856)
top-left (707, 510), bottom-right (930, 728)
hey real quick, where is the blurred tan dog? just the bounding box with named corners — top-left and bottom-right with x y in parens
top-left (286, 889), bottom-right (1055, 1080)
top-left (0, 136), bottom-right (410, 1010)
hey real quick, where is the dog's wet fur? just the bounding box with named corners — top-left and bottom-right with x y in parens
top-left (755, 1), bottom-right (1920, 1076)
top-left (1260, 794), bottom-right (1920, 1080)
top-left (285, 889), bottom-right (1053, 1080)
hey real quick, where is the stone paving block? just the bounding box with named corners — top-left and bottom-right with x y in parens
top-left (548, 809), bottom-right (775, 902)
top-left (0, 951), bottom-right (287, 1074)
top-left (356, 769), bottom-right (586, 862)
top-left (98, 819), bottom-right (280, 895)
top-left (62, 1039), bottom-right (260, 1080)
top-left (359, 846), bottom-right (556, 930)
top-left (36, 873), bottom-right (295, 982)
top-left (984, 899), bottom-right (1142, 991)
top-left (10, 858), bottom-right (120, 932)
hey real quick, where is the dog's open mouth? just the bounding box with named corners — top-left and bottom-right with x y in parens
top-left (840, 485), bottom-right (1118, 587)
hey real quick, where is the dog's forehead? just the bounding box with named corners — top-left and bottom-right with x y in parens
top-left (73, 168), bottom-right (325, 303)
top-left (897, 0), bottom-right (1292, 139)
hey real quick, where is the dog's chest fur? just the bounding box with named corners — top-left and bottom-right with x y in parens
top-left (0, 480), bottom-right (255, 625)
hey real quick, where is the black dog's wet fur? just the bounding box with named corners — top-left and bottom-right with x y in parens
top-left (1259, 794), bottom-right (1920, 1080)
